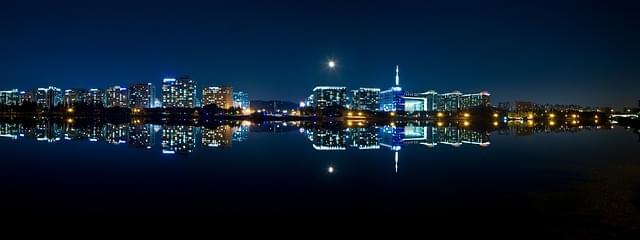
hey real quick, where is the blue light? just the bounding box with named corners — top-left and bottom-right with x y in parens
top-left (162, 150), bottom-right (176, 154)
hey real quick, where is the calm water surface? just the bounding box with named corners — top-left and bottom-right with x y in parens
top-left (0, 119), bottom-right (639, 233)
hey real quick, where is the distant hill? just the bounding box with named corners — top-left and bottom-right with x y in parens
top-left (251, 100), bottom-right (299, 112)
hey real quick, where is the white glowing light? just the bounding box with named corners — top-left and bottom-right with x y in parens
top-left (395, 65), bottom-right (400, 86)
top-left (328, 60), bottom-right (336, 68)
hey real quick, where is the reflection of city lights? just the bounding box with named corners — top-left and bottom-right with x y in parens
top-left (348, 112), bottom-right (353, 117)
top-left (437, 112), bottom-right (444, 117)
top-left (463, 121), bottom-right (470, 127)
top-left (437, 122), bottom-right (444, 127)
top-left (549, 113), bottom-right (556, 118)
top-left (571, 120), bottom-right (577, 124)
top-left (358, 112), bottom-right (363, 116)
top-left (549, 121), bottom-right (556, 126)
top-left (67, 108), bottom-right (74, 113)
top-left (66, 118), bottom-right (74, 123)
top-left (463, 113), bottom-right (470, 118)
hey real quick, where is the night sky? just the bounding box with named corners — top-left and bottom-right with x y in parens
top-left (2, 0), bottom-right (639, 107)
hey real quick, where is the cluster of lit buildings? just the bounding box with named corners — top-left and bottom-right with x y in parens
top-left (0, 75), bottom-right (250, 111)
top-left (500, 101), bottom-right (588, 114)
top-left (305, 66), bottom-right (490, 113)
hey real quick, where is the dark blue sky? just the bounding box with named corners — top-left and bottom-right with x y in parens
top-left (2, 0), bottom-right (639, 107)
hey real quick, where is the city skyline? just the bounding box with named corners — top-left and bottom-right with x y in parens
top-left (0, 69), bottom-right (634, 111)
top-left (2, 1), bottom-right (640, 229)
top-left (2, 0), bottom-right (639, 108)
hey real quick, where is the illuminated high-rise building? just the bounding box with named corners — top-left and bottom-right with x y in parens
top-left (19, 90), bottom-right (35, 105)
top-left (84, 89), bottom-right (104, 107)
top-left (233, 91), bottom-right (250, 110)
top-left (350, 88), bottom-right (380, 111)
top-left (202, 86), bottom-right (233, 109)
top-left (63, 89), bottom-right (87, 107)
top-left (0, 89), bottom-right (20, 106)
top-left (404, 90), bottom-right (488, 113)
top-left (459, 92), bottom-right (491, 109)
top-left (36, 86), bottom-right (62, 110)
top-left (305, 94), bottom-right (314, 108)
top-left (105, 86), bottom-right (128, 108)
top-left (402, 90), bottom-right (438, 112)
top-left (129, 83), bottom-right (155, 109)
top-left (311, 86), bottom-right (347, 109)
top-left (162, 75), bottom-right (196, 108)
top-left (379, 65), bottom-right (405, 112)
top-left (436, 91), bottom-right (462, 112)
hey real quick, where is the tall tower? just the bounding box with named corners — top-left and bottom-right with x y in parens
top-left (395, 65), bottom-right (400, 86)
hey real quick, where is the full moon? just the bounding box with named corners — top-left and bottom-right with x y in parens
top-left (328, 60), bottom-right (336, 68)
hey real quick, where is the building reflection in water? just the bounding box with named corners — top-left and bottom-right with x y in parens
top-left (39, 121), bottom-right (63, 142)
top-left (0, 122), bottom-right (19, 139)
top-left (161, 125), bottom-right (197, 154)
top-left (379, 125), bottom-right (404, 151)
top-left (232, 123), bottom-right (250, 142)
top-left (0, 119), bottom-right (622, 162)
top-left (201, 122), bottom-right (250, 148)
top-left (305, 124), bottom-right (491, 152)
top-left (129, 124), bottom-right (155, 149)
top-left (84, 124), bottom-right (104, 142)
top-left (304, 124), bottom-right (492, 172)
top-left (202, 125), bottom-right (233, 148)
top-left (104, 123), bottom-right (129, 145)
top-left (305, 128), bottom-right (347, 151)
top-left (347, 127), bottom-right (379, 150)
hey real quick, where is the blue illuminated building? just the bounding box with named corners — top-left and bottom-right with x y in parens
top-left (379, 65), bottom-right (405, 112)
top-left (233, 91), bottom-right (250, 110)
